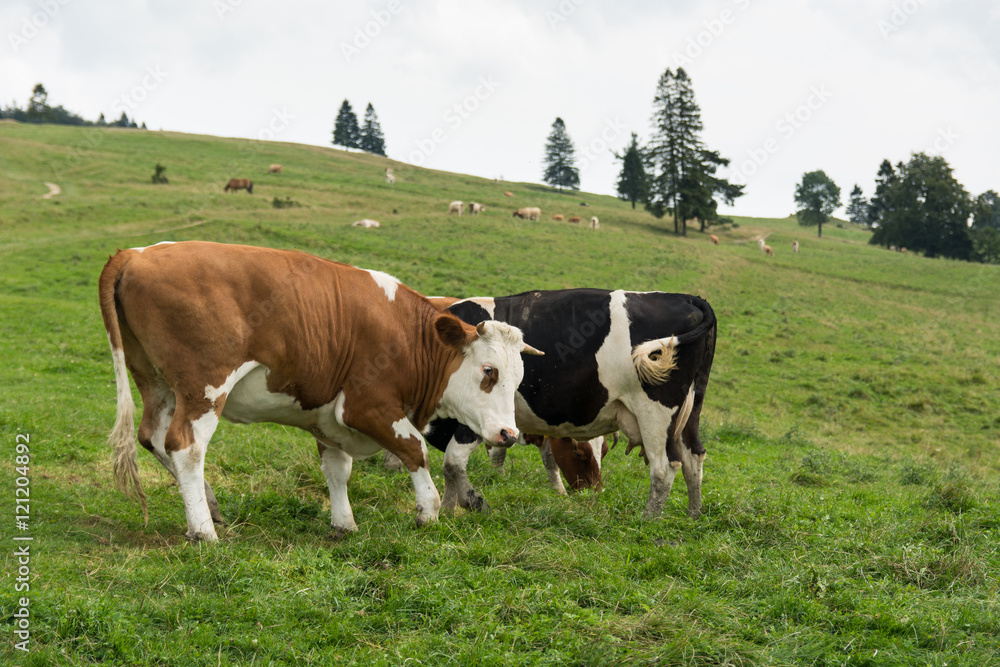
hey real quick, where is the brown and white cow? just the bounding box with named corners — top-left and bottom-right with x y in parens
top-left (268, 164), bottom-right (282, 174)
top-left (99, 241), bottom-right (541, 540)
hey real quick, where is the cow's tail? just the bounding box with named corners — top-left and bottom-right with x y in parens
top-left (673, 384), bottom-right (696, 445)
top-left (98, 250), bottom-right (148, 524)
top-left (631, 296), bottom-right (716, 387)
top-left (631, 336), bottom-right (679, 385)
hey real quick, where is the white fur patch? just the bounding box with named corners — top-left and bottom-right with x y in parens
top-left (468, 297), bottom-right (496, 318)
top-left (205, 361), bottom-right (260, 403)
top-left (131, 241), bottom-right (176, 253)
top-left (364, 269), bottom-right (400, 302)
top-left (391, 417), bottom-right (422, 441)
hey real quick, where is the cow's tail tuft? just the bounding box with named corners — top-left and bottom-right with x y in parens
top-left (99, 250), bottom-right (148, 524)
top-left (631, 336), bottom-right (678, 386)
top-left (673, 385), bottom-right (696, 445)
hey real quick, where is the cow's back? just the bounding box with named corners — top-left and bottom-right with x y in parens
top-left (113, 241), bottom-right (422, 411)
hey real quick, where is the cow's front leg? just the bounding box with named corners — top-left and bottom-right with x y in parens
top-left (344, 407), bottom-right (441, 527)
top-left (317, 440), bottom-right (356, 534)
top-left (442, 437), bottom-right (489, 513)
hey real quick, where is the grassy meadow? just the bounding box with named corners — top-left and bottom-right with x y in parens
top-left (1, 121), bottom-right (999, 665)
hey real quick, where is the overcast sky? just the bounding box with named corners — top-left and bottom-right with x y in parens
top-left (3, 0), bottom-right (998, 217)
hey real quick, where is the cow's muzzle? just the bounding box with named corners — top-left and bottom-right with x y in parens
top-left (498, 428), bottom-right (518, 446)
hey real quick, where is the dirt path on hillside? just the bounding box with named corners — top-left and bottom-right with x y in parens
top-left (42, 182), bottom-right (61, 199)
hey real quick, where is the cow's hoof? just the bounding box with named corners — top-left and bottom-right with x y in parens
top-left (687, 507), bottom-right (702, 520)
top-left (463, 490), bottom-right (490, 513)
top-left (185, 530), bottom-right (217, 543)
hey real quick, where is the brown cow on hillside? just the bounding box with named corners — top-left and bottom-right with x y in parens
top-left (224, 179), bottom-right (253, 194)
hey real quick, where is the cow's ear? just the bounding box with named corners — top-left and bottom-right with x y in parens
top-left (435, 313), bottom-right (472, 350)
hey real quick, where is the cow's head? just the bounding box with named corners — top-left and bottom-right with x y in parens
top-left (549, 436), bottom-right (609, 492)
top-left (435, 316), bottom-right (542, 445)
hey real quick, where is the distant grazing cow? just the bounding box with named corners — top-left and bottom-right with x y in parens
top-left (449, 201), bottom-right (463, 215)
top-left (762, 245), bottom-right (774, 256)
top-left (589, 216), bottom-right (599, 230)
top-left (503, 191), bottom-right (514, 197)
top-left (709, 235), bottom-right (719, 245)
top-left (352, 219), bottom-right (380, 228)
top-left (268, 164), bottom-right (282, 175)
top-left (512, 207), bottom-right (541, 221)
top-left (552, 214), bottom-right (564, 221)
top-left (423, 289), bottom-right (717, 519)
top-left (99, 241), bottom-right (540, 539)
top-left (385, 168), bottom-right (395, 185)
top-left (568, 216), bottom-right (582, 224)
top-left (468, 202), bottom-right (485, 215)
top-left (792, 241), bottom-right (799, 253)
top-left (224, 178), bottom-right (253, 194)
top-left (579, 202), bottom-right (590, 207)
top-left (900, 247), bottom-right (908, 253)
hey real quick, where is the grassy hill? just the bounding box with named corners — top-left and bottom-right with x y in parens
top-left (1, 122), bottom-right (999, 665)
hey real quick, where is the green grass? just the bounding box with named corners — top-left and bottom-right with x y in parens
top-left (2, 121), bottom-right (999, 665)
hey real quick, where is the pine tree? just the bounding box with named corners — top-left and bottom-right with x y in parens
top-left (359, 103), bottom-right (386, 156)
top-left (96, 113), bottom-right (107, 126)
top-left (615, 133), bottom-right (649, 209)
top-left (646, 68), bottom-right (742, 235)
top-left (867, 159), bottom-right (896, 229)
top-left (845, 185), bottom-right (867, 226)
top-left (542, 117), bottom-right (580, 190)
top-left (332, 100), bottom-right (360, 149)
top-left (115, 111), bottom-right (131, 127)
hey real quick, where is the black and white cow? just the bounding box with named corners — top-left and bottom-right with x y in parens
top-left (423, 288), bottom-right (717, 519)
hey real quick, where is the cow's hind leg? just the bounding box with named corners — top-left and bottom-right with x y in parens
top-left (442, 437), bottom-right (489, 512)
top-left (383, 450), bottom-right (406, 472)
top-left (137, 390), bottom-right (227, 527)
top-left (317, 441), bottom-right (357, 534)
top-left (678, 388), bottom-right (707, 519)
top-left (163, 400), bottom-right (221, 542)
top-left (636, 408), bottom-right (680, 520)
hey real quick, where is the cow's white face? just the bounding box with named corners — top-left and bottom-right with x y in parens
top-left (439, 320), bottom-right (536, 445)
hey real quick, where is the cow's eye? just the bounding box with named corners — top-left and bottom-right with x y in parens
top-left (483, 365), bottom-right (494, 377)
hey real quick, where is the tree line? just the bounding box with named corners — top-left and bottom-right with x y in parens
top-left (541, 67), bottom-right (744, 235)
top-left (791, 158), bottom-right (999, 264)
top-left (331, 100), bottom-right (386, 156)
top-left (0, 83), bottom-right (145, 129)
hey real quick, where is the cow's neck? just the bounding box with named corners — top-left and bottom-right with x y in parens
top-left (399, 303), bottom-right (464, 432)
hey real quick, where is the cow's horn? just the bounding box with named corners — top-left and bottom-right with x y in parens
top-left (521, 343), bottom-right (544, 356)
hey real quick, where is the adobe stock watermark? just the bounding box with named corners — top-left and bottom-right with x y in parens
top-left (578, 117), bottom-right (629, 172)
top-left (340, 0), bottom-right (404, 63)
top-left (925, 126), bottom-right (959, 156)
top-left (876, 0), bottom-right (929, 38)
top-left (729, 84), bottom-right (834, 186)
top-left (408, 76), bottom-right (500, 166)
top-left (7, 0), bottom-right (71, 53)
top-left (52, 63), bottom-right (169, 181)
top-left (554, 309), bottom-right (608, 362)
top-left (670, 0), bottom-right (752, 67)
top-left (110, 63), bottom-right (168, 119)
top-left (545, 0), bottom-right (585, 30)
